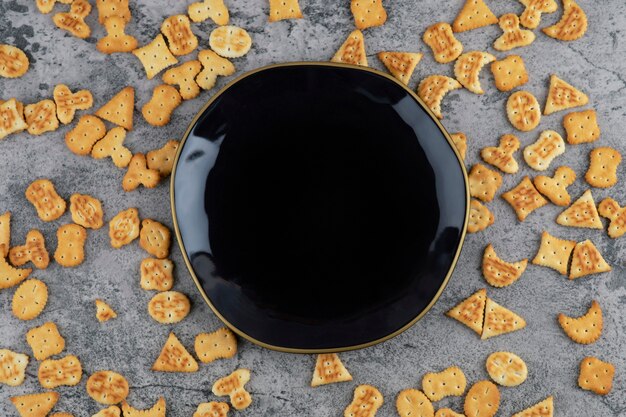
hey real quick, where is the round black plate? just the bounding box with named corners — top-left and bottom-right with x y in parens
top-left (171, 63), bottom-right (468, 352)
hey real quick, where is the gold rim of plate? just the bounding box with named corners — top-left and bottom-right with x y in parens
top-left (170, 61), bottom-right (470, 354)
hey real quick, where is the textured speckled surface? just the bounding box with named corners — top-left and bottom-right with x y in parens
top-left (1, 0), bottom-right (625, 415)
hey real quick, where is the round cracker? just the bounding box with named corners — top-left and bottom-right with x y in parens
top-left (485, 351), bottom-right (528, 387)
top-left (86, 370), bottom-right (129, 405)
top-left (12, 278), bottom-right (48, 320)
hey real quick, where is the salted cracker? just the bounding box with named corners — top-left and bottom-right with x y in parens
top-left (556, 190), bottom-right (602, 229)
top-left (196, 49), bottom-right (235, 90)
top-left (38, 354), bottom-right (82, 388)
top-left (343, 384), bottom-right (383, 417)
top-left (519, 0), bottom-right (557, 28)
top-left (65, 115), bottom-right (106, 156)
top-left (544, 74), bottom-right (588, 115)
top-left (569, 239), bottom-right (611, 279)
top-left (10, 392), bottom-right (59, 417)
top-left (0, 44), bottom-right (29, 78)
top-left (213, 369), bottom-right (252, 410)
top-left (454, 51), bottom-right (496, 94)
top-left (152, 332), bottom-right (198, 372)
top-left (494, 14), bottom-right (535, 51)
top-left (0, 349), bottom-right (29, 386)
top-left (86, 370), bottom-right (129, 405)
top-left (139, 219), bottom-right (171, 259)
top-left (70, 193), bottom-right (104, 229)
top-left (563, 109), bottom-right (600, 144)
top-left (464, 381), bottom-right (499, 417)
top-left (52, 0), bottom-right (92, 39)
top-left (482, 297), bottom-right (526, 340)
top-left (558, 300), bottom-right (602, 344)
top-left (148, 291), bottom-right (190, 324)
top-left (423, 23), bottom-right (463, 64)
top-left (24, 100), bottom-right (59, 135)
top-left (54, 224), bottom-right (87, 267)
top-left (532, 231), bottom-right (575, 275)
top-left (133, 34), bottom-right (179, 79)
top-left (435, 410), bottom-right (464, 417)
top-left (468, 200), bottom-right (494, 233)
top-left (450, 132), bottom-right (467, 160)
top-left (446, 288), bottom-right (487, 335)
top-left (534, 166), bottom-right (576, 206)
top-left (378, 52), bottom-right (422, 86)
top-left (163, 61), bottom-right (202, 100)
top-left (122, 397), bottom-right (166, 417)
top-left (417, 75), bottom-right (462, 119)
top-left (543, 0), bottom-right (587, 41)
top-left (140, 258), bottom-right (174, 291)
top-left (396, 389), bottom-right (433, 417)
top-left (524, 130), bottom-right (565, 171)
top-left (97, 16), bottom-right (138, 54)
top-left (209, 26), bottom-right (252, 58)
top-left (53, 84), bottom-right (93, 124)
top-left (0, 212), bottom-right (9, 257)
top-left (122, 153), bottom-right (160, 191)
top-left (195, 327), bottom-right (237, 364)
top-left (26, 179), bottom-right (66, 221)
top-left (351, 0), bottom-right (386, 30)
top-left (468, 164), bottom-right (502, 202)
top-left (578, 357), bottom-right (614, 395)
top-left (506, 90), bottom-right (541, 131)
top-left (95, 86), bottom-right (134, 130)
top-left (422, 366), bottom-right (466, 402)
top-left (161, 15), bottom-right (198, 56)
top-left (147, 140), bottom-right (179, 176)
top-left (91, 127), bottom-right (132, 168)
top-left (109, 207), bottom-right (140, 248)
top-left (311, 353), bottom-right (352, 387)
top-left (491, 55), bottom-right (528, 92)
top-left (585, 147), bottom-right (621, 188)
top-left (481, 134), bottom-right (519, 174)
top-left (332, 30), bottom-right (368, 67)
top-left (0, 252), bottom-right (31, 289)
top-left (598, 197), bottom-right (626, 238)
top-left (96, 0), bottom-right (131, 24)
top-left (36, 0), bottom-right (73, 14)
top-left (0, 98), bottom-right (28, 139)
top-left (482, 244), bottom-right (527, 288)
top-left (193, 402), bottom-right (229, 417)
top-left (188, 0), bottom-right (229, 25)
top-left (269, 0), bottom-right (303, 22)
top-left (485, 352), bottom-right (527, 387)
top-left (95, 299), bottom-right (117, 322)
top-left (26, 322), bottom-right (65, 360)
top-left (502, 177), bottom-right (548, 221)
top-left (9, 229), bottom-right (49, 269)
top-left (12, 278), bottom-right (48, 321)
top-left (511, 396), bottom-right (554, 417)
top-left (92, 405), bottom-right (121, 417)
top-left (452, 0), bottom-right (498, 32)
top-left (141, 84), bottom-right (182, 127)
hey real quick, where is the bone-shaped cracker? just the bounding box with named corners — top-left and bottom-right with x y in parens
top-left (188, 0), bottom-right (229, 25)
top-left (423, 22), bottom-right (463, 64)
top-left (141, 85), bottom-right (181, 127)
top-left (24, 99), bottom-right (59, 135)
top-left (38, 354), bottom-right (82, 388)
top-left (523, 130), bottom-right (565, 171)
top-left (54, 224), bottom-right (87, 267)
top-left (53, 84), bottom-right (93, 124)
top-left (52, 0), bottom-right (92, 39)
top-left (213, 369), bottom-right (252, 410)
top-left (65, 115), bottom-right (106, 156)
top-left (91, 127), bottom-right (132, 168)
top-left (25, 179), bottom-right (66, 222)
top-left (585, 147), bottom-right (621, 188)
top-left (97, 16), bottom-right (138, 54)
top-left (9, 229), bottom-right (49, 269)
top-left (418, 75), bottom-right (462, 119)
top-left (494, 14), bottom-right (535, 51)
top-left (481, 134), bottom-right (520, 174)
top-left (122, 153), bottom-right (160, 191)
top-left (422, 366), bottom-right (466, 401)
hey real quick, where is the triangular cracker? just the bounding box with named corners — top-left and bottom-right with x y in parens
top-left (598, 197), bottom-right (626, 238)
top-left (331, 30), bottom-right (368, 67)
top-left (544, 74), bottom-right (588, 115)
top-left (10, 392), bottom-right (59, 417)
top-left (122, 397), bottom-right (166, 417)
top-left (534, 166), bottom-right (576, 206)
top-left (542, 0), bottom-right (587, 41)
top-left (481, 134), bottom-right (520, 174)
top-left (532, 231), bottom-right (575, 275)
top-left (556, 190), bottom-right (603, 229)
top-left (311, 353), bottom-right (352, 387)
top-left (0, 211), bottom-right (10, 257)
top-left (417, 75), bottom-right (462, 119)
top-left (454, 51), bottom-right (496, 94)
top-left (481, 297), bottom-right (526, 339)
top-left (569, 239), bottom-right (611, 279)
top-left (446, 289), bottom-right (487, 335)
top-left (0, 252), bottom-right (32, 290)
top-left (378, 52), bottom-right (422, 85)
top-left (152, 332), bottom-right (198, 372)
top-left (482, 244), bottom-right (527, 288)
top-left (511, 396), bottom-right (554, 417)
top-left (95, 86), bottom-right (134, 130)
top-left (95, 299), bottom-right (117, 322)
top-left (452, 0), bottom-right (498, 32)
top-left (558, 300), bottom-right (602, 344)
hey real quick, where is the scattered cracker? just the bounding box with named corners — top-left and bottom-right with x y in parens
top-left (53, 0), bottom-right (92, 39)
top-left (558, 300), bottom-right (602, 344)
top-left (378, 52), bottom-right (422, 86)
top-left (54, 224), bottom-right (87, 267)
top-left (92, 406), bottom-right (121, 417)
top-left (96, 0), bottom-right (130, 24)
top-left (0, 98), bottom-right (28, 139)
top-left (482, 297), bottom-right (526, 340)
top-left (598, 197), bottom-right (626, 238)
top-left (269, 0), bottom-right (303, 22)
top-left (468, 200), bottom-right (494, 233)
top-left (70, 193), bottom-right (104, 229)
top-left (534, 166), bottom-right (576, 206)
top-left (351, 0), bottom-right (386, 30)
top-left (152, 332), bottom-right (198, 372)
top-left (97, 16), bottom-right (138, 54)
top-left (311, 353), bottom-right (352, 387)
top-left (464, 381), bottom-right (499, 417)
top-left (161, 15), bottom-right (198, 56)
top-left (133, 34), bottom-right (179, 79)
top-left (109, 207), bottom-right (140, 248)
top-left (512, 397), bottom-right (554, 417)
top-left (140, 258), bottom-right (174, 291)
top-left (0, 251), bottom-right (31, 289)
top-left (446, 288), bottom-right (487, 335)
top-left (65, 115), bottom-right (106, 156)
top-left (422, 366), bottom-right (466, 402)
top-left (122, 397), bottom-right (166, 417)
top-left (196, 49), bottom-right (235, 90)
top-left (452, 0), bottom-right (498, 32)
top-left (435, 409), bottom-right (464, 417)
top-left (585, 147), bottom-right (621, 188)
top-left (193, 402), bottom-right (229, 417)
top-left (543, 0), bottom-right (587, 41)
top-left (95, 299), bottom-right (117, 322)
top-left (532, 231), bottom-right (575, 275)
top-left (396, 389), bottom-right (433, 417)
top-left (417, 75), bottom-right (462, 119)
top-left (520, 0), bottom-right (557, 28)
top-left (578, 357), bottom-right (614, 395)
top-left (148, 291), bottom-right (190, 324)
top-left (163, 61), bottom-right (202, 100)
top-left (24, 100), bottom-right (59, 135)
top-left (344, 384), bottom-right (383, 417)
top-left (210, 26), bottom-right (252, 58)
top-left (86, 370), bottom-right (129, 405)
top-left (485, 352), bottom-right (527, 387)
top-left (9, 230), bottom-right (49, 269)
top-left (482, 244), bottom-right (527, 288)
top-left (213, 369), bottom-right (253, 410)
top-left (38, 354), bottom-right (82, 388)
top-left (450, 132), bottom-right (467, 160)
top-left (563, 109), bottom-right (600, 144)
top-left (491, 55), bottom-right (528, 92)
top-left (91, 127), bottom-right (132, 168)
top-left (142, 84), bottom-right (182, 127)
top-left (570, 239), bottom-right (611, 279)
top-left (544, 74), bottom-right (588, 115)
top-left (502, 177), bottom-right (548, 221)
top-left (556, 190), bottom-right (602, 229)
top-left (481, 134), bottom-right (520, 174)
top-left (139, 219), bottom-right (171, 259)
top-left (53, 84), bottom-right (93, 124)
top-left (195, 327), bottom-right (238, 365)
top-left (0, 349), bottom-right (29, 387)
top-left (494, 14), bottom-right (535, 51)
top-left (524, 130), bottom-right (565, 171)
top-left (423, 23), bottom-right (463, 64)
top-left (26, 322), bottom-right (65, 360)
top-left (0, 212), bottom-right (9, 257)
top-left (506, 90), bottom-right (541, 131)
top-left (26, 179), bottom-right (66, 222)
top-left (10, 392), bottom-right (59, 417)
top-left (95, 86), bottom-right (134, 130)
top-left (468, 163), bottom-right (502, 202)
top-left (36, 0), bottom-right (73, 14)
top-left (331, 30), bottom-right (368, 67)
top-left (188, 0), bottom-right (229, 25)
top-left (12, 278), bottom-right (48, 320)
top-left (454, 51), bottom-right (496, 94)
top-left (147, 140), bottom-right (179, 176)
top-left (122, 153), bottom-right (160, 191)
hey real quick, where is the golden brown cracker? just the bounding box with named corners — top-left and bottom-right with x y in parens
top-left (9, 229), bottom-right (49, 269)
top-left (435, 409), bottom-right (464, 417)
top-left (12, 278), bottom-right (48, 320)
top-left (0, 98), bottom-right (28, 139)
top-left (485, 351), bottom-right (527, 387)
top-left (38, 354), bottom-right (82, 388)
top-left (468, 163), bottom-right (502, 202)
top-left (152, 332), bottom-right (198, 372)
top-left (450, 132), bottom-right (467, 160)
top-left (147, 140), bottom-right (179, 176)
top-left (70, 193), bottom-right (104, 229)
top-left (122, 397), bottom-right (166, 417)
top-left (53, 84), bottom-right (93, 124)
top-left (468, 199), bottom-right (494, 233)
top-left (569, 239), bottom-right (611, 279)
top-left (534, 166), bottom-right (576, 206)
top-left (10, 392), bottom-right (59, 417)
top-left (482, 297), bottom-right (526, 339)
top-left (519, 0), bottom-right (557, 29)
top-left (464, 381), bottom-right (499, 417)
top-left (122, 153), bottom-right (160, 191)
top-left (0, 349), bottom-right (29, 386)
top-left (343, 384), bottom-right (383, 417)
top-left (209, 26), bottom-right (252, 58)
top-left (563, 109), bottom-right (600, 144)
top-left (351, 0), bottom-right (386, 30)
top-left (36, 0), bottom-right (63, 14)
top-left (506, 90), bottom-right (541, 131)
top-left (311, 353), bottom-right (352, 387)
top-left (585, 147), bottom-right (621, 188)
top-left (556, 190), bottom-right (602, 229)
top-left (331, 30), bottom-right (368, 67)
top-left (532, 231), bottom-right (575, 275)
top-left (140, 258), bottom-right (174, 291)
top-left (543, 0), bottom-right (587, 41)
top-left (109, 207), bottom-right (140, 248)
top-left (494, 14), bottom-right (535, 51)
top-left (598, 197), bottom-right (626, 238)
top-left (490, 55), bottom-right (528, 92)
top-left (502, 177), bottom-right (548, 221)
top-left (578, 357), bottom-right (614, 395)
top-left (269, 0), bottom-right (303, 22)
top-left (96, 0), bottom-right (131, 24)
top-left (544, 74), bottom-right (588, 115)
top-left (96, 16), bottom-right (138, 54)
top-left (481, 134), bottom-right (520, 174)
top-left (133, 34), bottom-right (179, 79)
top-left (0, 212), bottom-right (10, 257)
top-left (511, 396), bottom-right (554, 417)
top-left (417, 75), bottom-right (462, 119)
top-left (91, 127), bottom-right (132, 168)
top-left (452, 0), bottom-right (498, 32)
top-left (54, 224), bottom-right (87, 267)
top-left (148, 291), bottom-right (190, 324)
top-left (213, 369), bottom-right (252, 410)
top-left (482, 244), bottom-right (527, 288)
top-left (422, 367), bottom-right (466, 402)
top-left (24, 99), bottom-right (59, 135)
top-left (0, 44), bottom-right (29, 78)
top-left (65, 115), bottom-right (107, 156)
top-left (423, 23), bottom-right (463, 64)
top-left (558, 300), bottom-right (602, 344)
top-left (446, 288), bottom-right (487, 335)
top-left (0, 252), bottom-right (31, 289)
top-left (26, 322), bottom-right (65, 361)
top-left (52, 0), bottom-right (92, 39)
top-left (163, 61), bottom-right (202, 100)
top-left (86, 370), bottom-right (129, 405)
top-left (139, 219), bottom-right (170, 259)
top-left (454, 51), bottom-right (496, 94)
top-left (188, 0), bottom-right (229, 25)
top-left (396, 389), bottom-right (433, 417)
top-left (95, 299), bottom-right (117, 322)
top-left (378, 52), bottom-right (422, 86)
top-left (141, 84), bottom-right (182, 127)
top-left (196, 49), bottom-right (235, 90)
top-left (193, 402), bottom-right (229, 417)
top-left (92, 405), bottom-right (121, 417)
top-left (524, 130), bottom-right (565, 171)
top-left (95, 86), bottom-right (134, 130)
top-left (161, 15), bottom-right (198, 56)
top-left (195, 327), bottom-right (238, 364)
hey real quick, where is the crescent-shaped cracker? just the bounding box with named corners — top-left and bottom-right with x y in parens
top-left (417, 75), bottom-right (462, 119)
top-left (543, 0), bottom-right (587, 41)
top-left (558, 300), bottom-right (602, 344)
top-left (454, 51), bottom-right (496, 94)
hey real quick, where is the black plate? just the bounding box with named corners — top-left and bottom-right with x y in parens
top-left (171, 63), bottom-right (468, 352)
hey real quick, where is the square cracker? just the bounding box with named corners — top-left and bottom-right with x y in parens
top-left (491, 55), bottom-right (528, 92)
top-left (579, 356), bottom-right (614, 395)
top-left (468, 163), bottom-right (502, 202)
top-left (532, 231), bottom-right (575, 275)
top-left (563, 109), bottom-right (600, 144)
top-left (502, 177), bottom-right (547, 221)
top-left (468, 199), bottom-right (494, 233)
top-left (96, 0), bottom-right (131, 24)
top-left (26, 322), bottom-right (65, 361)
top-left (132, 34), bottom-right (178, 79)
top-left (351, 0), bottom-right (386, 30)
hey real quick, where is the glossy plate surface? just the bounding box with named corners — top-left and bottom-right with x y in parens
top-left (171, 63), bottom-right (468, 352)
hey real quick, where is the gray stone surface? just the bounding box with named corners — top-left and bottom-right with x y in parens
top-left (1, 0), bottom-right (625, 415)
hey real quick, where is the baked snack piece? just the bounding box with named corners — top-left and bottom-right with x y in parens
top-left (558, 300), bottom-right (602, 344)
top-left (482, 244), bottom-right (527, 288)
top-left (331, 30), bottom-right (367, 67)
top-left (423, 23), bottom-right (463, 63)
top-left (311, 353), bottom-right (352, 387)
top-left (543, 0), bottom-right (588, 41)
top-left (454, 51), bottom-right (496, 94)
top-left (417, 75), bottom-right (462, 119)
top-left (485, 351), bottom-right (527, 387)
top-left (452, 0), bottom-right (497, 32)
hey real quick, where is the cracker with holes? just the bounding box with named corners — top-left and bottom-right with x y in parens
top-left (196, 49), bottom-right (235, 91)
top-left (53, 0), bottom-right (92, 38)
top-left (24, 100), bottom-right (59, 135)
top-left (0, 99), bottom-right (28, 139)
top-left (10, 392), bottom-right (59, 417)
top-left (422, 366), bottom-right (466, 402)
top-left (26, 179), bottom-right (66, 222)
top-left (482, 244), bottom-right (527, 288)
top-left (142, 85), bottom-right (182, 127)
top-left (507, 90), bottom-right (541, 131)
top-left (65, 115), bottom-right (107, 156)
top-left (563, 109), bottom-right (600, 144)
top-left (544, 74), bottom-right (588, 115)
top-left (523, 130), bottom-right (565, 171)
top-left (481, 134), bottom-right (520, 174)
top-left (452, 0), bottom-right (497, 32)
top-left (436, 409), bottom-right (464, 417)
top-left (585, 147), bottom-right (621, 188)
top-left (351, 0), bottom-right (386, 29)
top-left (96, 299), bottom-right (117, 322)
top-left (446, 288), bottom-right (487, 335)
top-left (311, 353), bottom-right (352, 387)
top-left (512, 396), bottom-right (554, 417)
top-left (141, 258), bottom-right (174, 291)
top-left (96, 86), bottom-right (134, 130)
top-left (39, 355), bottom-right (82, 389)
top-left (570, 239), bottom-right (610, 279)
top-left (9, 230), bottom-right (49, 269)
top-left (469, 164), bottom-right (502, 202)
top-left (139, 219), bottom-right (170, 259)
top-left (502, 177), bottom-right (548, 221)
top-left (468, 200), bottom-right (494, 233)
top-left (423, 23), bottom-right (463, 64)
top-left (26, 322), bottom-right (65, 360)
top-left (454, 51), bottom-right (495, 94)
top-left (147, 140), bottom-right (179, 176)
top-left (93, 405), bottom-right (121, 417)
top-left (378, 52), bottom-right (422, 86)
top-left (331, 30), bottom-right (368, 67)
top-left (396, 389), bottom-right (433, 417)
top-left (188, 0), bottom-right (229, 24)
top-left (494, 14), bottom-right (535, 51)
top-left (109, 208), bottom-right (140, 248)
top-left (482, 297), bottom-right (526, 339)
top-left (0, 212), bottom-right (9, 257)
top-left (534, 166), bottom-right (576, 206)
top-left (0, 44), bottom-right (29, 78)
top-left (54, 224), bottom-right (87, 267)
top-left (450, 132), bottom-right (467, 160)
top-left (0, 252), bottom-right (31, 289)
top-left (194, 402), bottom-right (229, 417)
top-left (152, 332), bottom-right (198, 372)
top-left (133, 34), bottom-right (179, 79)
top-left (0, 349), bottom-right (28, 387)
top-left (123, 153), bottom-right (160, 191)
top-left (86, 370), bottom-right (129, 405)
top-left (485, 352), bottom-right (527, 387)
top-left (543, 0), bottom-right (587, 41)
top-left (343, 384), bottom-right (382, 417)
top-left (195, 327), bottom-right (237, 364)
top-left (12, 278), bottom-right (48, 320)
top-left (578, 357), bottom-right (614, 395)
top-left (36, 0), bottom-right (73, 14)
top-left (491, 55), bottom-right (528, 92)
top-left (532, 231), bottom-right (575, 275)
top-left (558, 300), bottom-right (602, 344)
top-left (163, 61), bottom-right (202, 100)
top-left (418, 75), bottom-right (462, 119)
top-left (464, 381), bottom-right (499, 417)
top-left (97, 16), bottom-right (138, 54)
top-left (213, 369), bottom-right (252, 410)
top-left (557, 190), bottom-right (602, 229)
top-left (210, 26), bottom-right (252, 58)
top-left (92, 127), bottom-right (132, 168)
top-left (53, 84), bottom-right (93, 124)
top-left (148, 291), bottom-right (190, 324)
top-left (96, 0), bottom-right (131, 23)
top-left (70, 193), bottom-right (104, 229)
top-left (519, 0), bottom-right (557, 28)
top-left (270, 0), bottom-right (303, 22)
top-left (161, 15), bottom-right (198, 56)
top-left (122, 397), bottom-right (166, 417)
top-left (598, 197), bottom-right (626, 238)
